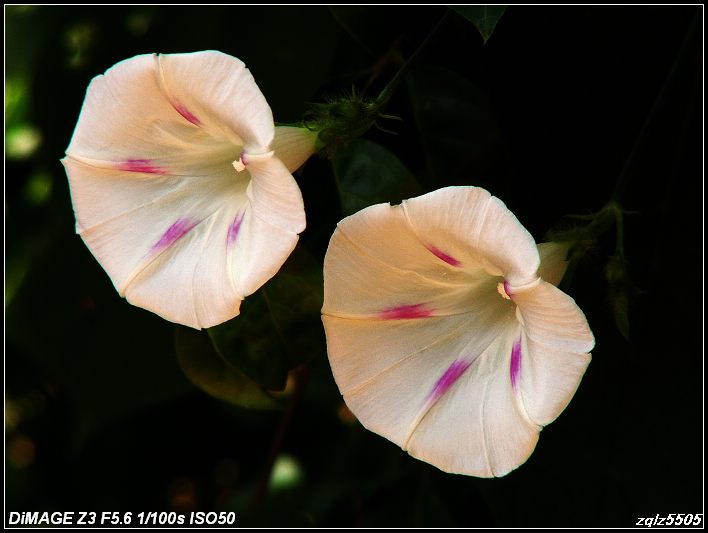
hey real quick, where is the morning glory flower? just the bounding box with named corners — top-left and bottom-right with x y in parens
top-left (322, 186), bottom-right (594, 477)
top-left (62, 51), bottom-right (316, 329)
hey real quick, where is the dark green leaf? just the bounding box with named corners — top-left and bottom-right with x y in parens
top-left (334, 138), bottom-right (423, 216)
top-left (175, 326), bottom-right (281, 410)
top-left (450, 5), bottom-right (507, 44)
top-left (207, 247), bottom-right (325, 391)
top-left (406, 64), bottom-right (502, 184)
top-left (207, 293), bottom-right (289, 390)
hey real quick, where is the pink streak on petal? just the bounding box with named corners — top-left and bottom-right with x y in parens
top-left (503, 280), bottom-right (513, 298)
top-left (152, 218), bottom-right (198, 251)
top-left (227, 213), bottom-right (244, 247)
top-left (174, 102), bottom-right (201, 126)
top-left (118, 159), bottom-right (167, 175)
top-left (378, 303), bottom-right (433, 320)
top-left (426, 245), bottom-right (462, 267)
top-left (510, 335), bottom-right (523, 390)
top-left (429, 359), bottom-right (473, 402)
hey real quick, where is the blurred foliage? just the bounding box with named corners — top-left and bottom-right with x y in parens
top-left (176, 326), bottom-right (281, 410)
top-left (205, 247), bottom-right (324, 392)
top-left (5, 5), bottom-right (702, 527)
top-left (406, 63), bottom-right (503, 186)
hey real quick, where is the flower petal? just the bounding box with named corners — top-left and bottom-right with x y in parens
top-left (157, 51), bottom-right (274, 152)
top-left (322, 202), bottom-right (497, 319)
top-left (402, 186), bottom-right (540, 286)
top-left (246, 155), bottom-right (306, 234)
top-left (66, 154), bottom-right (302, 328)
top-left (323, 268), bottom-right (536, 478)
top-left (324, 299), bottom-right (536, 477)
top-left (405, 330), bottom-right (540, 477)
top-left (324, 314), bottom-right (482, 397)
top-left (322, 188), bottom-right (539, 476)
top-left (67, 157), bottom-right (243, 326)
top-left (272, 126), bottom-right (318, 172)
top-left (322, 186), bottom-right (593, 477)
top-left (123, 208), bottom-right (244, 329)
top-left (228, 206), bottom-right (302, 299)
top-left (537, 242), bottom-right (571, 286)
top-left (62, 156), bottom-right (187, 233)
top-left (512, 280), bottom-right (594, 426)
top-left (64, 52), bottom-right (306, 329)
top-left (65, 53), bottom-right (237, 172)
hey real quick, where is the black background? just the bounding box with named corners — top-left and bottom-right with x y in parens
top-left (5, 6), bottom-right (703, 527)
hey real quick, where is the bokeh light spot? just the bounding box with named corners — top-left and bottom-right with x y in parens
top-left (24, 170), bottom-right (53, 205)
top-left (8, 436), bottom-right (36, 469)
top-left (6, 124), bottom-right (42, 160)
top-left (269, 454), bottom-right (303, 492)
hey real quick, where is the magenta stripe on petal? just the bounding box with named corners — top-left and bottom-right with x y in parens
top-left (118, 159), bottom-right (167, 175)
top-left (152, 218), bottom-right (198, 251)
top-left (510, 335), bottom-right (523, 390)
top-left (426, 245), bottom-right (461, 267)
top-left (227, 213), bottom-right (244, 247)
top-left (378, 303), bottom-right (433, 320)
top-left (429, 359), bottom-right (473, 402)
top-left (503, 280), bottom-right (513, 298)
top-left (174, 102), bottom-right (200, 126)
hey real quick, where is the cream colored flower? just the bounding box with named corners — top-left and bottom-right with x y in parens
top-left (62, 51), bottom-right (316, 329)
top-left (322, 186), bottom-right (594, 477)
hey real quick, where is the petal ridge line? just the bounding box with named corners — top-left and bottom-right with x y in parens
top-left (402, 357), bottom-right (477, 450)
top-left (156, 54), bottom-right (202, 127)
top-left (335, 226), bottom-right (466, 290)
top-left (401, 321), bottom-right (525, 456)
top-left (335, 314), bottom-right (478, 396)
top-left (191, 213), bottom-right (220, 328)
top-left (74, 182), bottom-right (193, 234)
top-left (479, 375), bottom-right (493, 477)
top-left (120, 210), bottom-right (217, 296)
top-left (400, 328), bottom-right (501, 451)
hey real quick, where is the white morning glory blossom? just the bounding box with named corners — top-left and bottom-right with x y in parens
top-left (62, 51), bottom-right (317, 329)
top-left (322, 186), bottom-right (594, 477)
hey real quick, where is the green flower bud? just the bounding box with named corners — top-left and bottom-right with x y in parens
top-left (304, 93), bottom-right (391, 159)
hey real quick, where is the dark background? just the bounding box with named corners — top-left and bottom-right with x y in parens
top-left (5, 6), bottom-right (703, 527)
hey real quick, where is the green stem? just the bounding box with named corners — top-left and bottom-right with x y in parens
top-left (613, 202), bottom-right (624, 258)
top-left (611, 11), bottom-right (699, 202)
top-left (376, 11), bottom-right (451, 107)
top-left (261, 287), bottom-right (288, 352)
top-left (557, 12), bottom-right (698, 254)
top-left (251, 364), bottom-right (310, 509)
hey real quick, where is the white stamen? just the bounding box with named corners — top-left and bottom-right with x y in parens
top-left (232, 150), bottom-right (274, 173)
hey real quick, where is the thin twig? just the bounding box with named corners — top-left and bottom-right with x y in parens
top-left (376, 11), bottom-right (451, 107)
top-left (611, 12), bottom-right (699, 202)
top-left (250, 364), bottom-right (311, 509)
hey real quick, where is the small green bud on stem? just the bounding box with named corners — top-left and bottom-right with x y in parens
top-left (303, 93), bottom-right (399, 159)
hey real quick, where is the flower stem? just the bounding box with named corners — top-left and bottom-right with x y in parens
top-left (376, 11), bottom-right (451, 107)
top-left (610, 11), bottom-right (699, 203)
top-left (251, 364), bottom-right (310, 509)
top-left (552, 11), bottom-right (699, 248)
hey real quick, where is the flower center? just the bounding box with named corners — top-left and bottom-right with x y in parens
top-left (497, 277), bottom-right (542, 303)
top-left (497, 280), bottom-right (512, 300)
top-left (232, 150), bottom-right (274, 173)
